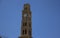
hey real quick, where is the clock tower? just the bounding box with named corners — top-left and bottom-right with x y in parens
top-left (19, 4), bottom-right (32, 38)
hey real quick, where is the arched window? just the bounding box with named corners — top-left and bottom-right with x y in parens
top-left (22, 29), bottom-right (27, 35)
top-left (25, 29), bottom-right (27, 34)
top-left (22, 30), bottom-right (24, 35)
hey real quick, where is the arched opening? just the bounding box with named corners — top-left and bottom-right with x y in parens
top-left (25, 29), bottom-right (27, 34)
top-left (22, 29), bottom-right (27, 35)
top-left (22, 30), bottom-right (24, 35)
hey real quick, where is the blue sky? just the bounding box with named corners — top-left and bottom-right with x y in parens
top-left (0, 0), bottom-right (60, 38)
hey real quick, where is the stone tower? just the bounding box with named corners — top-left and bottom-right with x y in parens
top-left (19, 4), bottom-right (32, 38)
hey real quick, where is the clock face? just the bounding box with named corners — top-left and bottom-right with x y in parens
top-left (24, 14), bottom-right (27, 17)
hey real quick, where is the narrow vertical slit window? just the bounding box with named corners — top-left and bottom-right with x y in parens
top-left (22, 30), bottom-right (24, 35)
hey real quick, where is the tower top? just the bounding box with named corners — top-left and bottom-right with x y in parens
top-left (23, 3), bottom-right (30, 10)
top-left (24, 3), bottom-right (30, 7)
